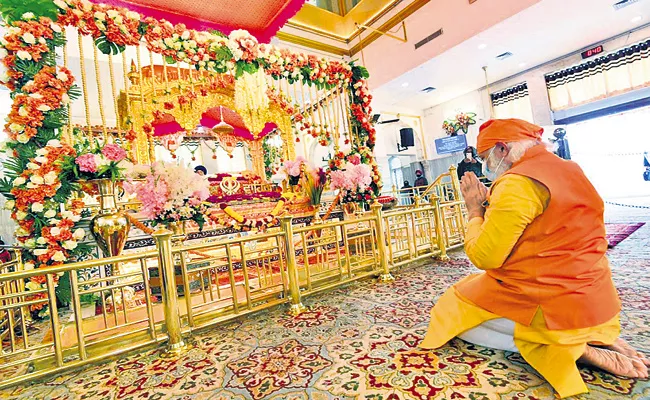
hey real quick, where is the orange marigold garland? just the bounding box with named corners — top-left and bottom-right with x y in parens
top-left (124, 212), bottom-right (155, 236)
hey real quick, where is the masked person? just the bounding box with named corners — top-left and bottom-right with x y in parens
top-left (457, 146), bottom-right (484, 181)
top-left (420, 119), bottom-right (649, 399)
top-left (414, 170), bottom-right (428, 191)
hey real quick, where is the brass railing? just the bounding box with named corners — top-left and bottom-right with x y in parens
top-left (0, 189), bottom-right (467, 389)
top-left (0, 250), bottom-right (163, 388)
top-left (386, 185), bottom-right (429, 207)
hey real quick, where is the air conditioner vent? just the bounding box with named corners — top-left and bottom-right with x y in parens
top-left (414, 29), bottom-right (443, 50)
top-left (613, 0), bottom-right (641, 10)
top-left (421, 87), bottom-right (436, 93)
top-left (496, 52), bottom-right (513, 60)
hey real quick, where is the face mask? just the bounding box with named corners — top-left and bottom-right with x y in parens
top-left (482, 147), bottom-right (505, 181)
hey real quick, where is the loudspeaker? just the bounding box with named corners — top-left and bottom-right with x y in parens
top-left (399, 128), bottom-right (414, 147)
top-left (371, 114), bottom-right (381, 124)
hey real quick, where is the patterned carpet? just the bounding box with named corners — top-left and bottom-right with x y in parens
top-left (1, 210), bottom-right (649, 399)
top-left (606, 223), bottom-right (645, 248)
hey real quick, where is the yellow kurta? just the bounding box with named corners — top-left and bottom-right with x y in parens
top-left (421, 174), bottom-right (620, 399)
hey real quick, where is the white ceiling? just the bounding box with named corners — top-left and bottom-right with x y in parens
top-left (372, 0), bottom-right (650, 111)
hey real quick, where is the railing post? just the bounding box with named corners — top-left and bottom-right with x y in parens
top-left (449, 165), bottom-right (461, 202)
top-left (153, 228), bottom-right (191, 356)
top-left (14, 248), bottom-right (23, 271)
top-left (448, 164), bottom-right (466, 235)
top-left (371, 202), bottom-right (395, 283)
top-left (431, 196), bottom-right (450, 261)
top-left (280, 216), bottom-right (307, 316)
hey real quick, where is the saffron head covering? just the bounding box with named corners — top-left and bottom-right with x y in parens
top-left (477, 119), bottom-right (544, 154)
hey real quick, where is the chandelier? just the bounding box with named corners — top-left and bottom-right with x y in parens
top-left (212, 106), bottom-right (235, 135)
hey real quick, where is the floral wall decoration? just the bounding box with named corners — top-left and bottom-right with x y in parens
top-left (0, 0), bottom-right (382, 310)
top-left (442, 112), bottom-right (477, 136)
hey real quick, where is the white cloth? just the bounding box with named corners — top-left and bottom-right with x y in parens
top-left (458, 318), bottom-right (520, 353)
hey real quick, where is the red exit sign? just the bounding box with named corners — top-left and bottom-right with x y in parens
top-left (581, 45), bottom-right (604, 59)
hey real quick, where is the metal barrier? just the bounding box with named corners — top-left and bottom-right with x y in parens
top-left (0, 250), bottom-right (162, 388)
top-left (0, 188), bottom-right (468, 389)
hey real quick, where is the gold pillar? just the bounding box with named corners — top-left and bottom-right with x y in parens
top-left (431, 196), bottom-right (450, 261)
top-left (280, 216), bottom-right (307, 315)
top-left (371, 202), bottom-right (395, 283)
top-left (153, 228), bottom-right (191, 356)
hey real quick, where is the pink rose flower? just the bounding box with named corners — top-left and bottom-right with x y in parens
top-left (75, 153), bottom-right (98, 173)
top-left (348, 154), bottom-right (361, 165)
top-left (101, 144), bottom-right (127, 162)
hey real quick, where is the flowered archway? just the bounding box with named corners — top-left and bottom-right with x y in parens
top-left (0, 0), bottom-right (381, 306)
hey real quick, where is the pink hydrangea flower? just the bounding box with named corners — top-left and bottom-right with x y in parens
top-left (75, 153), bottom-right (98, 173)
top-left (330, 170), bottom-right (353, 191)
top-left (283, 156), bottom-right (306, 177)
top-left (349, 164), bottom-right (372, 189)
top-left (101, 144), bottom-right (127, 162)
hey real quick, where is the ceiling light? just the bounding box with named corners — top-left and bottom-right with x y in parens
top-left (519, 62), bottom-right (527, 67)
top-left (478, 44), bottom-right (487, 50)
top-left (631, 15), bottom-right (643, 23)
top-left (401, 82), bottom-right (409, 88)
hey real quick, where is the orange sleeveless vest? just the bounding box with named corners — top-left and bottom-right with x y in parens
top-left (456, 145), bottom-right (621, 330)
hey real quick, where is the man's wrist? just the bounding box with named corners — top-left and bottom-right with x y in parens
top-left (468, 209), bottom-right (485, 220)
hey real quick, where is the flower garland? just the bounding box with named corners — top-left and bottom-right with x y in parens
top-left (293, 114), bottom-right (333, 146)
top-left (266, 88), bottom-right (295, 115)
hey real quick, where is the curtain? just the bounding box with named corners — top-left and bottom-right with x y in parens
top-left (546, 39), bottom-right (650, 111)
top-left (491, 83), bottom-right (534, 121)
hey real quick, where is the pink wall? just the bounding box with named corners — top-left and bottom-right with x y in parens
top-left (361, 0), bottom-right (541, 89)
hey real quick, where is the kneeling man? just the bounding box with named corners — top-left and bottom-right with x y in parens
top-left (421, 119), bottom-right (648, 398)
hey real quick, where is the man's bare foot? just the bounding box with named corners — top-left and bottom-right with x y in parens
top-left (579, 345), bottom-right (649, 379)
top-left (604, 338), bottom-right (650, 367)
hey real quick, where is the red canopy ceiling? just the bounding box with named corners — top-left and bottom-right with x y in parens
top-left (92, 0), bottom-right (307, 42)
